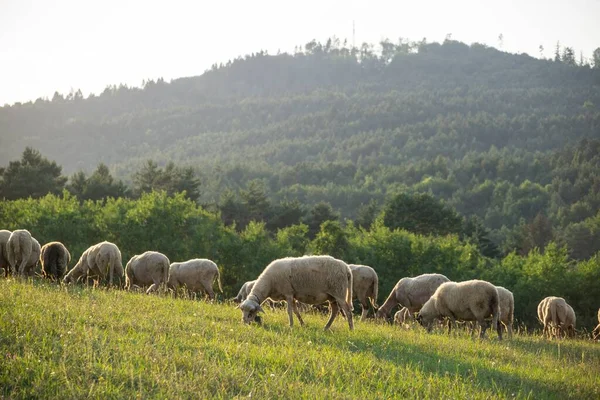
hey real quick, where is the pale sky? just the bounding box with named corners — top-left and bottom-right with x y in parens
top-left (1, 0), bottom-right (599, 105)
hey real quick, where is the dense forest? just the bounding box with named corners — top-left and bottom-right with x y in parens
top-left (1, 38), bottom-right (600, 259)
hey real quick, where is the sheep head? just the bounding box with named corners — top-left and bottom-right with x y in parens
top-left (416, 299), bottom-right (437, 332)
top-left (239, 298), bottom-right (264, 325)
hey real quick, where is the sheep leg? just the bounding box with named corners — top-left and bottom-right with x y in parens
top-left (206, 287), bottom-right (216, 301)
top-left (447, 317), bottom-right (457, 335)
top-left (324, 301), bottom-right (340, 330)
top-left (292, 301), bottom-right (305, 326)
top-left (285, 297), bottom-right (295, 327)
top-left (146, 283), bottom-right (160, 294)
top-left (478, 319), bottom-right (488, 339)
top-left (360, 299), bottom-right (369, 322)
top-left (507, 323), bottom-right (513, 339)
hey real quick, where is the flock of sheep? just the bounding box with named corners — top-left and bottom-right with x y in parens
top-left (1, 228), bottom-right (599, 340)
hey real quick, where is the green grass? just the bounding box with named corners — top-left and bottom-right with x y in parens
top-left (1, 279), bottom-right (599, 399)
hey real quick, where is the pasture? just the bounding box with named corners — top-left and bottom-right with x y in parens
top-left (1, 279), bottom-right (599, 399)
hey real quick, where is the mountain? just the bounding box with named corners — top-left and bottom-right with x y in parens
top-left (1, 38), bottom-right (600, 254)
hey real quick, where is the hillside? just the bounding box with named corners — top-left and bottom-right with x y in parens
top-left (1, 39), bottom-right (600, 254)
top-left (1, 280), bottom-right (599, 399)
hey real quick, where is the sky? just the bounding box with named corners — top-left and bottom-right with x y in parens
top-left (1, 0), bottom-right (599, 105)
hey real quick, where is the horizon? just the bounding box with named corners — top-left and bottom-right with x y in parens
top-left (1, 0), bottom-right (599, 106)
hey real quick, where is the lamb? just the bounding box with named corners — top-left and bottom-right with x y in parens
top-left (63, 241), bottom-right (123, 286)
top-left (233, 280), bottom-right (256, 303)
top-left (394, 307), bottom-right (414, 326)
top-left (348, 264), bottom-right (379, 321)
top-left (40, 242), bottom-right (71, 280)
top-left (238, 255), bottom-right (354, 330)
top-left (168, 258), bottom-right (223, 300)
top-left (376, 273), bottom-right (450, 321)
top-left (6, 229), bottom-right (34, 276)
top-left (125, 251), bottom-right (170, 294)
top-left (0, 230), bottom-right (11, 277)
top-left (416, 279), bottom-right (502, 340)
top-left (495, 286), bottom-right (514, 339)
top-left (592, 308), bottom-right (600, 340)
top-left (538, 296), bottom-right (576, 339)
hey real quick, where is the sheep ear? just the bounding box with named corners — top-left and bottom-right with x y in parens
top-left (257, 304), bottom-right (265, 313)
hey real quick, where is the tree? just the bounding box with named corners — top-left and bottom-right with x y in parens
top-left (239, 179), bottom-right (271, 224)
top-left (67, 163), bottom-right (128, 200)
top-left (562, 47), bottom-right (576, 66)
top-left (356, 200), bottom-right (379, 229)
top-left (592, 47), bottom-right (600, 69)
top-left (310, 220), bottom-right (349, 259)
top-left (132, 160), bottom-right (201, 200)
top-left (267, 199), bottom-right (305, 232)
top-left (304, 201), bottom-right (340, 239)
top-left (383, 192), bottom-right (463, 236)
top-left (0, 147), bottom-right (67, 200)
top-left (461, 216), bottom-right (501, 258)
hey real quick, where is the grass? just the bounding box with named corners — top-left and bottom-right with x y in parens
top-left (1, 279), bottom-right (599, 399)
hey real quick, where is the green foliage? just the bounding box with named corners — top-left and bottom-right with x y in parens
top-left (67, 163), bottom-right (128, 200)
top-left (0, 193), bottom-right (599, 329)
top-left (0, 147), bottom-right (67, 200)
top-left (383, 192), bottom-right (463, 236)
top-left (132, 160), bottom-right (201, 200)
top-left (2, 281), bottom-right (599, 399)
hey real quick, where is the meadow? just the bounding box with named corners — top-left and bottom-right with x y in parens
top-left (1, 279), bottom-right (599, 399)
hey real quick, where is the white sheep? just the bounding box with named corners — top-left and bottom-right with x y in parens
top-left (348, 264), bottom-right (379, 321)
top-left (238, 255), bottom-right (354, 330)
top-left (496, 286), bottom-right (514, 339)
top-left (22, 237), bottom-right (41, 276)
top-left (0, 230), bottom-right (11, 276)
top-left (232, 280), bottom-right (278, 311)
top-left (168, 258), bottom-right (223, 300)
top-left (6, 229), bottom-right (34, 276)
top-left (63, 241), bottom-right (123, 286)
top-left (376, 273), bottom-right (450, 321)
top-left (394, 307), bottom-right (414, 326)
top-left (125, 251), bottom-right (170, 294)
top-left (40, 241), bottom-right (71, 280)
top-left (417, 279), bottom-right (502, 340)
top-left (538, 296), bottom-right (576, 339)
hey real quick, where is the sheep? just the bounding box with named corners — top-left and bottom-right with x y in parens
top-left (168, 258), bottom-right (223, 300)
top-left (0, 230), bottom-right (11, 277)
top-left (6, 229), bottom-right (34, 276)
top-left (63, 241), bottom-right (123, 286)
top-left (125, 251), bottom-right (170, 294)
top-left (233, 280), bottom-right (256, 303)
top-left (376, 273), bottom-right (450, 321)
top-left (348, 264), bottom-right (379, 321)
top-left (416, 279), bottom-right (502, 340)
top-left (538, 296), bottom-right (576, 339)
top-left (496, 286), bottom-right (514, 339)
top-left (394, 307), bottom-right (414, 326)
top-left (238, 255), bottom-right (354, 330)
top-left (592, 309), bottom-right (600, 340)
top-left (22, 238), bottom-right (41, 276)
top-left (40, 242), bottom-right (71, 280)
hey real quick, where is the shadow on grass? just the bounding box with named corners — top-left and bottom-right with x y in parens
top-left (294, 323), bottom-right (599, 400)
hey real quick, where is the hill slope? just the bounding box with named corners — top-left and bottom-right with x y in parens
top-left (1, 280), bottom-right (599, 399)
top-left (1, 39), bottom-right (600, 252)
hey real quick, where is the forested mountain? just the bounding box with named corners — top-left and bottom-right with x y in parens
top-left (1, 38), bottom-right (600, 256)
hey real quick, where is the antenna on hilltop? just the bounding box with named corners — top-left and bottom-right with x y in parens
top-left (352, 20), bottom-right (356, 48)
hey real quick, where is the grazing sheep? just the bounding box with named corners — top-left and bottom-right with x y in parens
top-left (233, 280), bottom-right (256, 303)
top-left (417, 279), bottom-right (502, 340)
top-left (538, 296), bottom-right (576, 339)
top-left (63, 241), bottom-right (123, 286)
top-left (0, 230), bottom-right (11, 277)
top-left (376, 273), bottom-right (450, 321)
top-left (168, 258), bottom-right (223, 300)
top-left (592, 309), bottom-right (600, 340)
top-left (348, 264), bottom-right (379, 321)
top-left (496, 286), bottom-right (514, 339)
top-left (40, 242), bottom-right (71, 280)
top-left (22, 238), bottom-right (41, 276)
top-left (239, 255), bottom-right (354, 331)
top-left (6, 229), bottom-right (34, 276)
top-left (394, 307), bottom-right (414, 326)
top-left (125, 251), bottom-right (170, 294)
